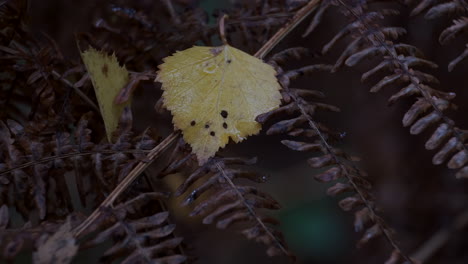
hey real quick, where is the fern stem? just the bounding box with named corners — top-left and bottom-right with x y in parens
top-left (0, 149), bottom-right (151, 176)
top-left (72, 131), bottom-right (179, 238)
top-left (254, 0), bottom-right (320, 59)
top-left (290, 90), bottom-right (414, 263)
top-left (214, 162), bottom-right (291, 257)
top-left (113, 211), bottom-right (153, 263)
top-left (336, 0), bottom-right (468, 175)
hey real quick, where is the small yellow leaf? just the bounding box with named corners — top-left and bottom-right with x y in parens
top-left (157, 45), bottom-right (282, 164)
top-left (81, 47), bottom-right (130, 142)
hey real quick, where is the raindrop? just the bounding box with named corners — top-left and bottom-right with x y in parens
top-left (339, 131), bottom-right (347, 139)
top-left (185, 190), bottom-right (198, 204)
top-left (259, 175), bottom-right (268, 182)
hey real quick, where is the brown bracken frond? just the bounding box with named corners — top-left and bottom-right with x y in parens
top-left (0, 209), bottom-right (85, 261)
top-left (5, 0), bottom-right (468, 262)
top-left (0, 192), bottom-right (187, 264)
top-left (410, 0), bottom-right (468, 71)
top-left (0, 0), bottom-right (98, 124)
top-left (80, 191), bottom-right (187, 264)
top-left (0, 109), bottom-right (159, 221)
top-left (162, 154), bottom-right (294, 259)
top-left (258, 47), bottom-right (414, 264)
top-left (318, 0), bottom-right (468, 179)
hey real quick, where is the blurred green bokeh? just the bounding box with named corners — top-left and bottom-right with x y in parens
top-left (280, 199), bottom-right (352, 263)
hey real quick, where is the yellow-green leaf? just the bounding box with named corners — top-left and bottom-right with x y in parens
top-left (81, 47), bottom-right (130, 142)
top-left (157, 45), bottom-right (282, 164)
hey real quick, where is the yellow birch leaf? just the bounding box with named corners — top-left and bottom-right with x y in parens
top-left (157, 45), bottom-right (282, 164)
top-left (81, 47), bottom-right (130, 142)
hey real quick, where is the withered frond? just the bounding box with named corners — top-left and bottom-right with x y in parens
top-left (0, 109), bottom-right (159, 222)
top-left (410, 0), bottom-right (468, 71)
top-left (320, 0), bottom-right (468, 179)
top-left (80, 191), bottom-right (187, 264)
top-left (163, 154), bottom-right (293, 259)
top-left (0, 192), bottom-right (187, 264)
top-left (259, 47), bottom-right (414, 263)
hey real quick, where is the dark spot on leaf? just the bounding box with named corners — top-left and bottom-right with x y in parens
top-left (210, 131), bottom-right (215, 136)
top-left (223, 122), bottom-right (228, 129)
top-left (205, 124), bottom-right (210, 129)
top-left (102, 64), bottom-right (108, 77)
top-left (190, 120), bottom-right (196, 126)
top-left (227, 59), bottom-right (232, 63)
top-left (220, 110), bottom-right (228, 118)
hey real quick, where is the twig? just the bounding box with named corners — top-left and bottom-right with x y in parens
top-left (219, 14), bottom-right (228, 45)
top-left (254, 0), bottom-right (320, 59)
top-left (72, 131), bottom-right (179, 238)
top-left (411, 208), bottom-right (468, 263)
top-left (51, 70), bottom-right (99, 112)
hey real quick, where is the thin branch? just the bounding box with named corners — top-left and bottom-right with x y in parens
top-left (72, 131), bottom-right (179, 238)
top-left (219, 14), bottom-right (228, 45)
top-left (254, 0), bottom-right (320, 59)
